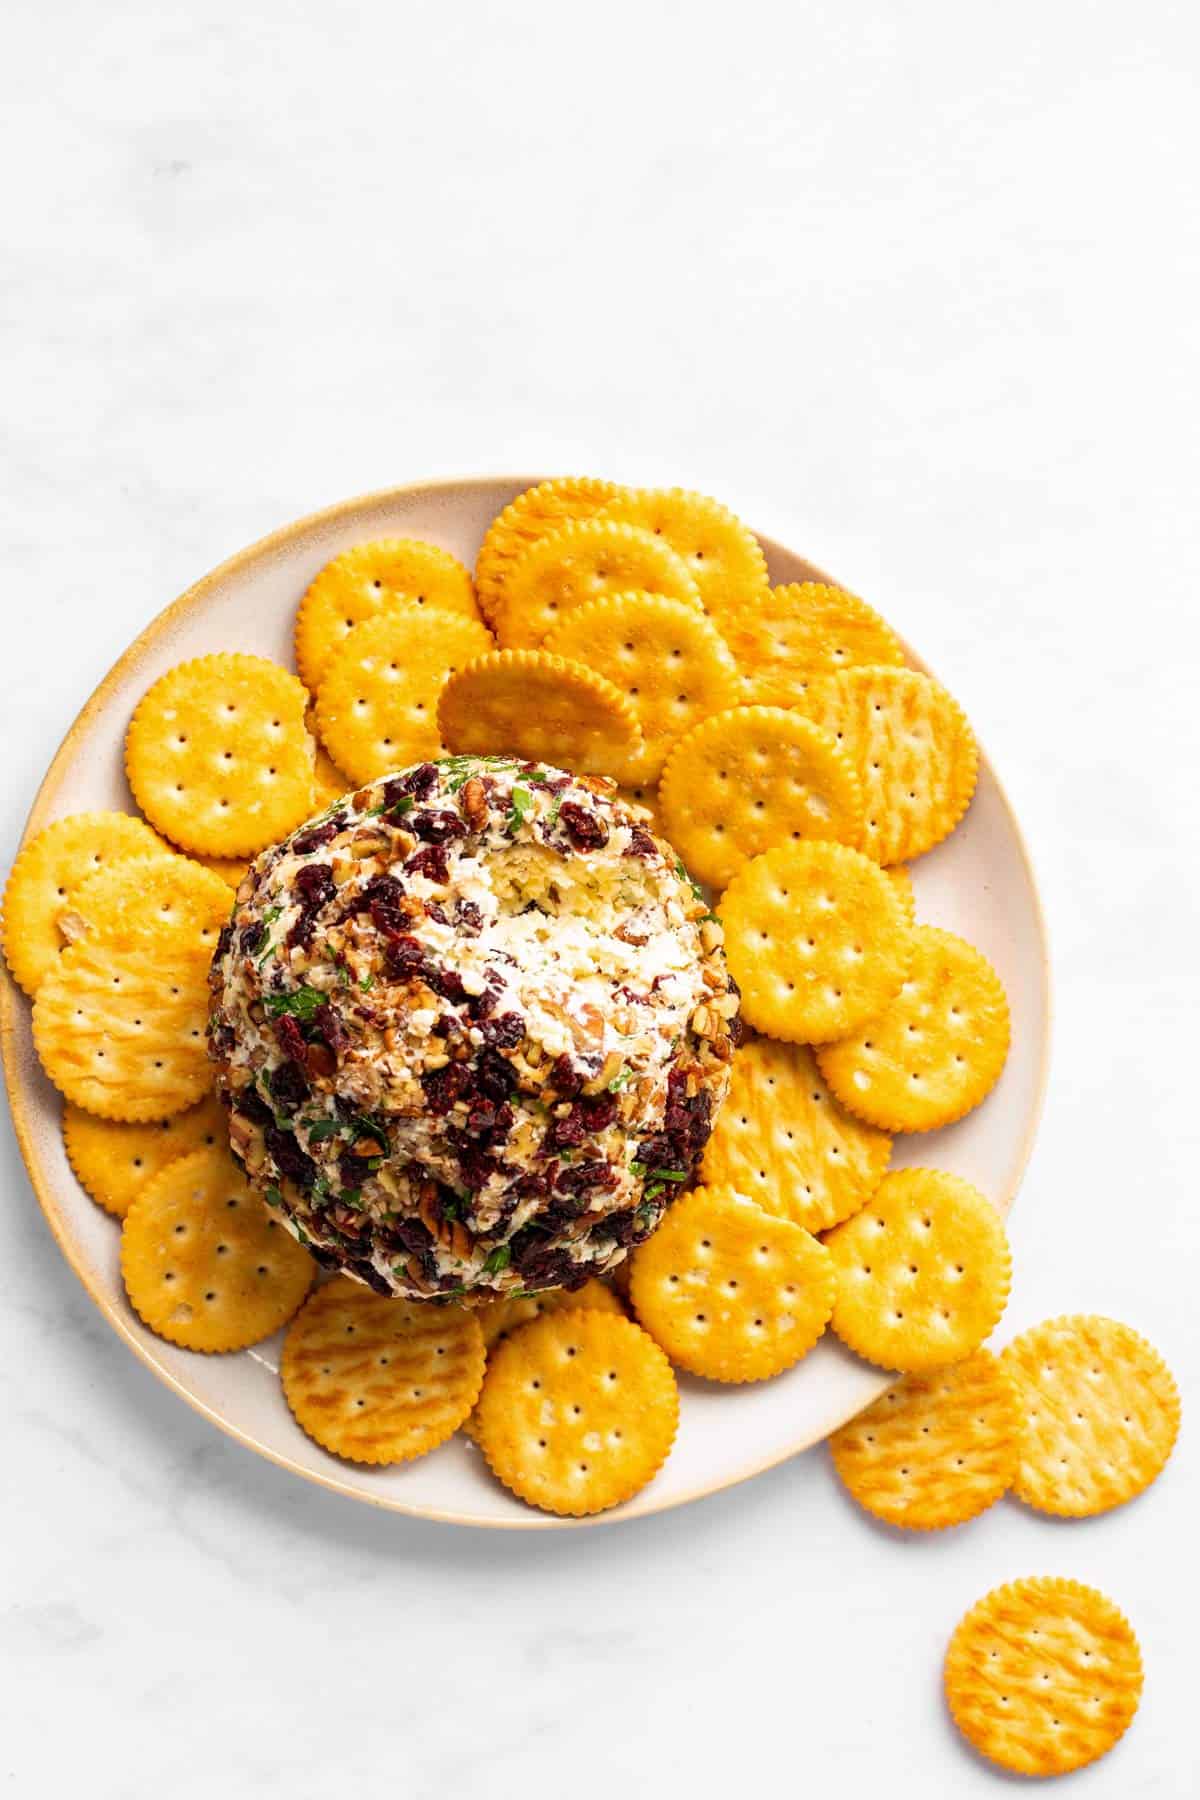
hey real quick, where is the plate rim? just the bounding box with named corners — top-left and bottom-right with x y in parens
top-left (0, 474), bottom-right (1054, 1529)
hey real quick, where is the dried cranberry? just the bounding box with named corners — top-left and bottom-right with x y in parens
top-left (313, 1001), bottom-right (349, 1057)
top-left (596, 1208), bottom-right (639, 1248)
top-left (239, 919), bottom-right (265, 956)
top-left (579, 1092), bottom-right (617, 1132)
top-left (405, 844), bottom-right (450, 885)
top-left (351, 871), bottom-right (405, 918)
top-left (292, 817), bottom-right (342, 854)
top-left (555, 1159), bottom-right (620, 1195)
top-left (465, 1100), bottom-right (497, 1137)
top-left (273, 1013), bottom-right (307, 1063)
top-left (269, 1059), bottom-right (310, 1115)
top-left (411, 809), bottom-right (467, 844)
top-left (728, 1010), bottom-right (746, 1049)
top-left (294, 863), bottom-right (335, 911)
top-left (264, 1125), bottom-right (318, 1191)
top-left (385, 764), bottom-right (437, 805)
top-left (308, 1243), bottom-right (343, 1271)
top-left (424, 900), bottom-right (448, 925)
top-left (378, 1216), bottom-right (434, 1255)
top-left (285, 913), bottom-right (318, 951)
top-left (544, 1113), bottom-right (586, 1154)
top-left (234, 1087), bottom-right (274, 1127)
top-left (559, 801), bottom-right (609, 850)
top-left (478, 1012), bottom-right (524, 1050)
top-left (428, 965), bottom-right (469, 1003)
top-left (421, 1062), bottom-right (472, 1116)
top-left (350, 1258), bottom-right (393, 1296)
top-left (624, 825), bottom-right (658, 859)
top-left (215, 922), bottom-right (235, 962)
top-left (455, 1143), bottom-right (498, 1191)
top-left (475, 1047), bottom-right (517, 1102)
top-left (456, 899), bottom-right (483, 935)
top-left (468, 985), bottom-right (497, 1021)
top-left (513, 1170), bottom-right (550, 1202)
top-left (385, 935), bottom-right (430, 980)
top-left (549, 1054), bottom-right (584, 1097)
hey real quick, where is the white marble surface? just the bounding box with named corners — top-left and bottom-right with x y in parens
top-left (2, 2), bottom-right (1198, 1792)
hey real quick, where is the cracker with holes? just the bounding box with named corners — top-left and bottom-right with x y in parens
top-left (824, 1168), bottom-right (1011, 1371)
top-left (312, 742), bottom-right (350, 811)
top-left (629, 1185), bottom-right (836, 1382)
top-left (461, 1279), bottom-right (625, 1443)
top-left (719, 841), bottom-right (912, 1043)
top-left (596, 488), bottom-right (769, 623)
top-left (829, 1349), bottom-right (1019, 1529)
top-left (438, 650), bottom-right (645, 779)
top-left (725, 582), bottom-right (907, 708)
top-left (1000, 1314), bottom-right (1180, 1517)
top-left (944, 1577), bottom-right (1143, 1778)
top-left (121, 1144), bottom-right (314, 1351)
top-left (799, 665), bottom-right (978, 865)
top-left (659, 706), bottom-right (864, 891)
top-left (2, 812), bottom-right (165, 996)
top-left (56, 855), bottom-right (232, 955)
top-left (495, 520), bottom-right (702, 649)
top-left (474, 1308), bottom-right (678, 1515)
top-left (295, 538), bottom-right (482, 691)
top-left (282, 1277), bottom-right (486, 1465)
top-left (816, 925), bottom-right (1009, 1131)
top-left (313, 605), bottom-right (493, 784)
top-left (64, 1092), bottom-right (227, 1219)
top-left (33, 936), bottom-right (213, 1120)
top-left (700, 1037), bottom-right (890, 1233)
top-left (125, 654), bottom-right (316, 856)
top-left (475, 477), bottom-right (625, 628)
top-left (544, 593), bottom-right (741, 781)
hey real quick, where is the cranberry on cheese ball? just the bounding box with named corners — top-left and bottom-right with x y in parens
top-left (207, 756), bottom-right (739, 1302)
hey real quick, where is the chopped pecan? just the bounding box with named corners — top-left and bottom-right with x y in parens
top-left (460, 777), bottom-right (488, 831)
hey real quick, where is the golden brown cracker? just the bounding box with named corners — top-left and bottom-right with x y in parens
top-left (475, 478), bottom-right (625, 628)
top-left (121, 1144), bottom-right (314, 1351)
top-left (659, 706), bottom-right (864, 891)
top-left (64, 1092), bottom-right (227, 1220)
top-left (816, 926), bottom-right (1010, 1132)
top-left (312, 742), bottom-right (351, 809)
top-left (477, 1277), bottom-right (624, 1350)
top-left (596, 488), bottom-right (768, 623)
top-left (295, 538), bottom-right (481, 691)
top-left (2, 812), bottom-right (166, 996)
top-left (190, 853), bottom-right (252, 891)
top-left (313, 605), bottom-right (494, 784)
top-left (883, 864), bottom-right (915, 923)
top-left (1000, 1315), bottom-right (1180, 1517)
top-left (700, 1036), bottom-right (891, 1233)
top-left (281, 1277), bottom-right (485, 1465)
top-left (125, 654), bottom-right (316, 856)
top-left (438, 650), bottom-right (644, 781)
top-left (56, 855), bottom-right (232, 954)
top-left (629, 1185), bottom-right (836, 1382)
top-left (829, 1350), bottom-right (1019, 1529)
top-left (825, 1168), bottom-right (1011, 1371)
top-left (945, 1577), bottom-right (1143, 1777)
top-left (719, 841), bottom-right (911, 1043)
top-left (474, 1308), bottom-right (678, 1515)
top-left (725, 583), bottom-right (906, 708)
top-left (495, 520), bottom-right (702, 650)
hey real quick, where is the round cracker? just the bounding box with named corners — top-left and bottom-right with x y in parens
top-left (312, 742), bottom-right (351, 810)
top-left (700, 1036), bottom-right (891, 1233)
top-left (799, 665), bottom-right (978, 865)
top-left (461, 1278), bottom-right (624, 1443)
top-left (544, 592), bottom-right (741, 782)
top-left (474, 1309), bottom-right (678, 1515)
top-left (596, 488), bottom-right (768, 623)
top-left (829, 1350), bottom-right (1019, 1529)
top-left (313, 604), bottom-right (494, 785)
top-left (125, 653), bottom-right (316, 857)
top-left (121, 1145), bottom-right (314, 1351)
top-left (495, 519), bottom-right (702, 650)
top-left (825, 1168), bottom-right (1011, 1372)
top-left (629, 1185), bottom-right (836, 1383)
top-left (883, 864), bottom-right (915, 923)
top-left (33, 935), bottom-right (212, 1121)
top-left (659, 705), bottom-right (864, 891)
top-left (438, 650), bottom-right (644, 781)
top-left (295, 538), bottom-right (481, 691)
top-left (1000, 1314), bottom-right (1180, 1518)
top-left (475, 477), bottom-right (625, 628)
top-left (64, 1092), bottom-right (227, 1219)
top-left (190, 853), bottom-right (251, 891)
top-left (816, 925), bottom-right (1010, 1132)
top-left (719, 841), bottom-right (912, 1043)
top-left (725, 582), bottom-right (906, 708)
top-left (281, 1278), bottom-right (485, 1465)
top-left (56, 855), bottom-right (232, 955)
top-left (2, 812), bottom-right (166, 997)
top-left (945, 1577), bottom-right (1143, 1777)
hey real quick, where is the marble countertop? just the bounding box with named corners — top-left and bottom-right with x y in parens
top-left (2, 2), bottom-right (1196, 1793)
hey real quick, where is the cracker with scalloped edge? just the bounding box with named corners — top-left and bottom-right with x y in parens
top-left (595, 488), bottom-right (769, 623)
top-left (799, 665), bottom-right (977, 864)
top-left (295, 538), bottom-right (482, 691)
top-left (314, 604), bottom-right (494, 785)
top-left (725, 583), bottom-right (906, 708)
top-left (719, 841), bottom-right (911, 1043)
top-left (126, 654), bottom-right (316, 856)
top-left (438, 650), bottom-right (644, 781)
top-left (495, 520), bottom-right (702, 650)
top-left (1000, 1314), bottom-right (1180, 1517)
top-left (700, 1036), bottom-right (890, 1233)
top-left (629, 1184), bottom-right (836, 1382)
top-left (2, 812), bottom-right (166, 996)
top-left (311, 742), bottom-right (351, 810)
top-left (461, 1278), bottom-right (625, 1442)
top-left (825, 1168), bottom-right (1011, 1371)
top-left (56, 855), bottom-right (232, 955)
top-left (945, 1577), bottom-right (1143, 1777)
top-left (659, 706), bottom-right (863, 891)
top-left (121, 1144), bottom-right (314, 1350)
top-left (190, 853), bottom-right (251, 891)
top-left (64, 1092), bottom-right (227, 1219)
top-left (33, 935), bottom-right (212, 1121)
top-left (545, 593), bottom-right (741, 781)
top-left (474, 1308), bottom-right (678, 1515)
top-left (282, 1277), bottom-right (485, 1465)
top-left (475, 478), bottom-right (625, 628)
top-left (829, 1349), bottom-right (1019, 1529)
top-left (816, 925), bottom-right (1009, 1132)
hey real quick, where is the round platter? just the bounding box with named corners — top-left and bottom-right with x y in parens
top-left (0, 477), bottom-right (1051, 1528)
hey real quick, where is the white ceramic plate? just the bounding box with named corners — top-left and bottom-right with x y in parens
top-left (0, 478), bottom-right (1051, 1528)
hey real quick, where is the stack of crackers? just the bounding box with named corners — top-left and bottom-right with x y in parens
top-left (1, 477), bottom-right (1181, 1781)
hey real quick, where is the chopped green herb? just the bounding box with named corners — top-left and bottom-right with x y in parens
top-left (675, 855), bottom-right (707, 906)
top-left (264, 1186), bottom-right (283, 1208)
top-left (391, 794), bottom-right (415, 815)
top-left (649, 1167), bottom-right (688, 1183)
top-left (629, 1160), bottom-right (647, 1176)
top-left (441, 1283), bottom-right (468, 1298)
top-left (294, 1224), bottom-right (310, 1246)
top-left (264, 985), bottom-right (326, 1022)
top-left (546, 792), bottom-right (565, 828)
top-left (506, 782), bottom-right (534, 833)
top-left (441, 1198), bottom-right (460, 1221)
top-left (607, 1066), bottom-right (633, 1091)
top-left (644, 1182), bottom-right (667, 1201)
top-left (483, 1245), bottom-right (512, 1274)
top-left (359, 971), bottom-right (375, 992)
top-left (304, 1116), bottom-right (343, 1143)
top-left (635, 1201), bottom-right (657, 1227)
top-left (256, 906), bottom-right (284, 963)
top-left (323, 946), bottom-right (351, 985)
